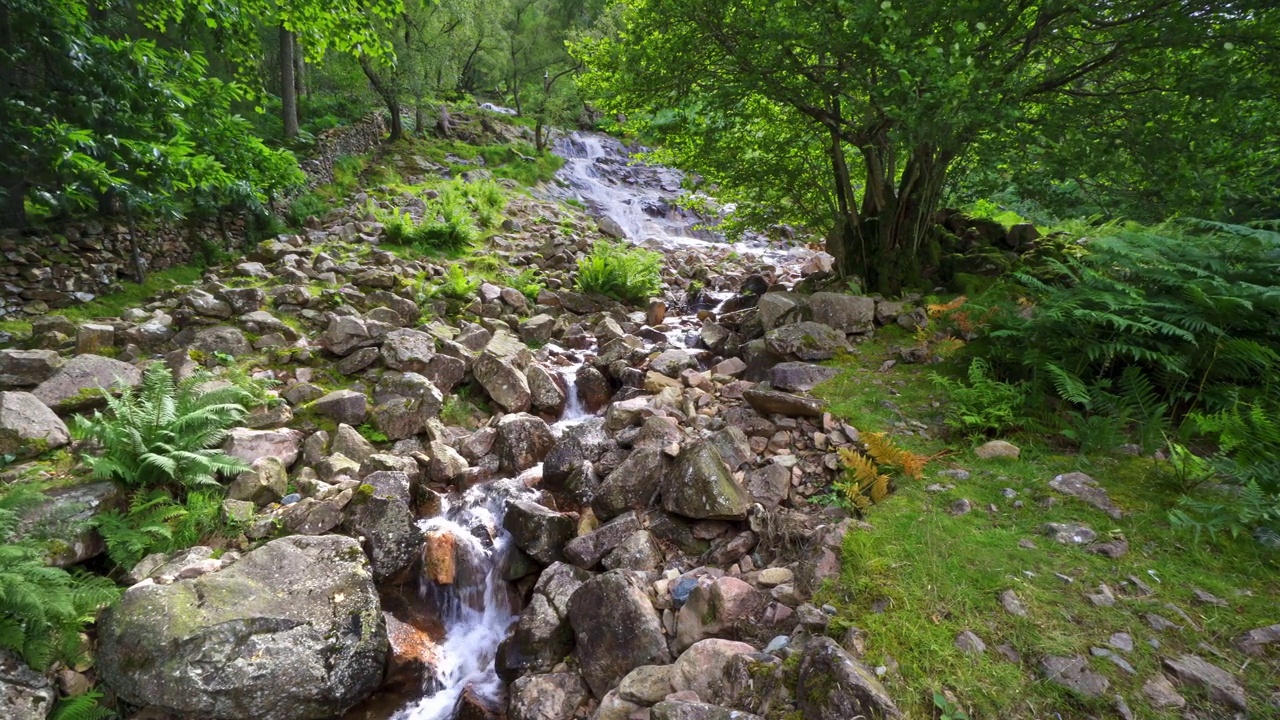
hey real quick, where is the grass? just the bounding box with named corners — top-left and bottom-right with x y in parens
top-left (812, 332), bottom-right (1280, 719)
top-left (50, 265), bottom-right (204, 324)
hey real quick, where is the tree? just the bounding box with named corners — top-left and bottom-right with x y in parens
top-left (577, 0), bottom-right (1280, 293)
top-left (280, 25), bottom-right (299, 139)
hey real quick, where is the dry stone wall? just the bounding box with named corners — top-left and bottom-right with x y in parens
top-left (0, 112), bottom-right (389, 318)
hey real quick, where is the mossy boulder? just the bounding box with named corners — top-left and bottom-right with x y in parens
top-left (661, 441), bottom-right (751, 521)
top-left (97, 535), bottom-right (388, 720)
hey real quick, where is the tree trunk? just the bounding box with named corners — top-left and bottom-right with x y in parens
top-left (126, 211), bottom-right (146, 284)
top-left (436, 105), bottom-right (453, 138)
top-left (415, 102), bottom-right (425, 136)
top-left (293, 35), bottom-right (306, 111)
top-left (0, 175), bottom-right (26, 230)
top-left (826, 139), bottom-right (950, 295)
top-left (359, 55), bottom-right (402, 141)
top-left (280, 26), bottom-right (299, 139)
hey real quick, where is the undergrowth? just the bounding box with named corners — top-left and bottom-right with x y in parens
top-left (575, 240), bottom-right (663, 304)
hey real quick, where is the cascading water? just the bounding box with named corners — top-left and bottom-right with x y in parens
top-left (392, 479), bottom-right (536, 720)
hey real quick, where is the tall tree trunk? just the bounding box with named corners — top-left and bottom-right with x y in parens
top-left (0, 176), bottom-right (26, 230)
top-left (126, 210), bottom-right (145, 284)
top-left (0, 5), bottom-right (28, 229)
top-left (359, 56), bottom-right (402, 141)
top-left (293, 36), bottom-right (306, 113)
top-left (280, 26), bottom-right (299, 139)
top-left (415, 102), bottom-right (425, 136)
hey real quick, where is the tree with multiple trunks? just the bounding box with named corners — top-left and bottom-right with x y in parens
top-left (576, 0), bottom-right (1280, 292)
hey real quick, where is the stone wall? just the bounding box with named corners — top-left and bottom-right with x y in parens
top-left (0, 112), bottom-right (390, 319)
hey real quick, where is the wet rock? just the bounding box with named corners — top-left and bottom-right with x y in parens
top-left (1161, 654), bottom-right (1247, 711)
top-left (97, 535), bottom-right (387, 720)
top-left (504, 500), bottom-right (577, 565)
top-left (0, 391), bottom-right (70, 458)
top-left (569, 570), bottom-right (672, 698)
top-left (342, 480), bottom-right (420, 582)
top-left (674, 576), bottom-right (769, 653)
top-left (0, 649), bottom-right (56, 720)
top-left (509, 672), bottom-right (590, 720)
top-left (796, 637), bottom-right (899, 719)
top-left (310, 389), bottom-right (369, 426)
top-left (661, 442), bottom-right (751, 520)
top-left (594, 448), bottom-right (666, 520)
top-left (544, 418), bottom-right (610, 490)
top-left (768, 362), bottom-right (839, 393)
top-left (0, 349), bottom-right (63, 387)
top-left (498, 563), bottom-right (592, 679)
top-left (1039, 656), bottom-right (1109, 698)
top-left (807, 293), bottom-right (874, 334)
top-left (222, 427), bottom-right (303, 468)
top-left (496, 413), bottom-right (555, 473)
top-left (528, 365), bottom-right (567, 416)
top-left (1048, 472), bottom-right (1122, 519)
top-left (474, 351), bottom-right (532, 413)
top-left (742, 388), bottom-right (825, 418)
top-left (975, 440), bottom-right (1020, 459)
top-left (227, 456), bottom-right (288, 506)
top-left (422, 530), bottom-right (457, 584)
top-left (764, 322), bottom-right (849, 361)
top-left (33, 354), bottom-right (142, 411)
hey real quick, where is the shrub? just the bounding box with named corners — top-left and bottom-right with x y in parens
top-left (511, 267), bottom-right (544, 301)
top-left (287, 192), bottom-right (330, 227)
top-left (832, 432), bottom-right (927, 512)
top-left (575, 241), bottom-right (664, 304)
top-left (430, 264), bottom-right (481, 300)
top-left (0, 487), bottom-right (120, 669)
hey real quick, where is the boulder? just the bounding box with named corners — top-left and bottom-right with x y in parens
top-left (184, 289), bottom-right (232, 318)
top-left (568, 570), bottom-right (671, 698)
top-left (651, 701), bottom-right (762, 720)
top-left (764, 322), bottom-right (849, 361)
top-left (508, 672), bottom-right (590, 720)
top-left (768, 362), bottom-right (839, 393)
top-left (503, 500), bottom-right (577, 564)
top-left (661, 442), bottom-right (751, 520)
top-left (227, 456), bottom-right (288, 506)
top-left (651, 350), bottom-right (697, 378)
top-left (497, 563), bottom-right (593, 678)
top-left (474, 351), bottom-right (531, 413)
top-left (564, 512), bottom-right (642, 569)
top-left (496, 413), bottom-right (555, 473)
top-left (756, 293), bottom-right (801, 332)
top-left (33, 354), bottom-right (142, 411)
top-left (342, 478), bottom-right (421, 582)
top-left (332, 424), bottom-right (377, 465)
top-left (744, 464), bottom-right (790, 508)
top-left (1161, 654), bottom-right (1247, 711)
top-left (320, 315), bottom-right (391, 356)
top-left (742, 388), bottom-right (825, 418)
top-left (189, 326), bottom-right (251, 362)
top-left (310, 389), bottom-right (370, 426)
top-left (674, 577), bottom-right (769, 653)
top-left (0, 349), bottom-right (63, 387)
top-left (594, 448), bottom-right (666, 520)
top-left (601, 530), bottom-right (663, 571)
top-left (527, 365), bottom-right (567, 416)
top-left (379, 329), bottom-right (439, 373)
top-left (618, 665), bottom-right (675, 705)
top-left (706, 426), bottom-right (752, 471)
top-left (18, 481), bottom-right (117, 566)
top-left (1048, 472), bottom-right (1122, 519)
top-left (0, 650), bottom-right (55, 720)
top-left (671, 639), bottom-right (758, 706)
top-left (975, 440), bottom-right (1020, 459)
top-left (544, 418), bottom-right (610, 490)
top-left (796, 637), bottom-right (899, 719)
top-left (222, 428), bottom-right (303, 467)
top-left (97, 535), bottom-right (388, 720)
top-left (0, 391), bottom-right (70, 458)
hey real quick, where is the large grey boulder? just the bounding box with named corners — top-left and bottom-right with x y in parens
top-left (593, 448), bottom-right (666, 520)
top-left (0, 650), bottom-right (55, 720)
top-left (0, 349), bottom-right (63, 388)
top-left (568, 570), bottom-right (671, 698)
top-left (564, 512), bottom-right (641, 569)
top-left (651, 349), bottom-right (697, 378)
top-left (756, 293), bottom-right (801, 332)
top-left (18, 481), bottom-right (117, 567)
top-left (796, 637), bottom-right (900, 719)
top-left (227, 456), bottom-right (288, 506)
top-left (320, 315), bottom-right (392, 356)
top-left (504, 500), bottom-right (577, 564)
top-left (661, 442), bottom-right (751, 520)
top-left (768, 362), bottom-right (840, 393)
top-left (807, 293), bottom-right (875, 334)
top-left (674, 577), bottom-right (769, 653)
top-left (222, 428), bottom-right (303, 468)
top-left (0, 391), bottom-right (70, 458)
top-left (474, 351), bottom-right (531, 413)
top-left (97, 535), bottom-right (388, 720)
top-left (497, 562), bottom-right (593, 679)
top-left (342, 473), bottom-right (421, 582)
top-left (33, 354), bottom-right (142, 411)
top-left (496, 413), bottom-right (555, 473)
top-left (310, 389), bottom-right (369, 427)
top-left (764, 322), bottom-right (849, 361)
top-left (379, 329), bottom-right (439, 374)
top-left (527, 365), bottom-right (567, 416)
top-left (189, 326), bottom-right (251, 362)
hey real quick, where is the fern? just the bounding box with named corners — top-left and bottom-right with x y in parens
top-left (71, 362), bottom-right (251, 493)
top-left (834, 434), bottom-right (925, 511)
top-left (0, 487), bottom-right (119, 670)
top-left (575, 241), bottom-right (664, 305)
top-left (863, 432), bottom-right (928, 480)
top-left (929, 358), bottom-right (1025, 436)
top-left (51, 691), bottom-right (118, 720)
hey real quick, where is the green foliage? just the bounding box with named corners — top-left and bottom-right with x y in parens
top-left (431, 264), bottom-right (482, 300)
top-left (287, 193), bottom-right (332, 227)
top-left (356, 424), bottom-right (390, 444)
top-left (0, 486), bottom-right (120, 670)
top-left (1169, 399), bottom-right (1280, 546)
top-left (965, 221), bottom-right (1280, 447)
top-left (933, 693), bottom-right (970, 720)
top-left (511, 267), bottom-right (545, 301)
top-left (929, 358), bottom-right (1025, 436)
top-left (71, 363), bottom-right (252, 492)
top-left (575, 241), bottom-right (663, 305)
top-left (50, 691), bottom-right (117, 720)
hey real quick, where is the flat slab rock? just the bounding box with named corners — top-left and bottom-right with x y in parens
top-left (1161, 654), bottom-right (1247, 711)
top-left (1048, 472), bottom-right (1122, 519)
top-left (1039, 655), bottom-right (1110, 698)
top-left (742, 388), bottom-right (826, 418)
